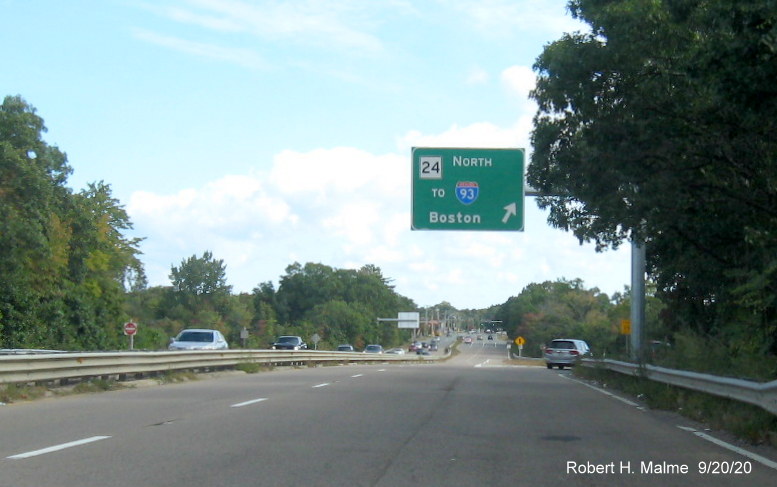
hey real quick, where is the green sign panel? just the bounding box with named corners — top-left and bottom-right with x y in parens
top-left (411, 147), bottom-right (525, 231)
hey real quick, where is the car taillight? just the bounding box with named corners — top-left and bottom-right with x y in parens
top-left (570, 350), bottom-right (579, 355)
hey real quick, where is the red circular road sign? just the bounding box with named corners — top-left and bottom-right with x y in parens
top-left (123, 322), bottom-right (138, 336)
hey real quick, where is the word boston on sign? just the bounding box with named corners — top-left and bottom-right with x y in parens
top-left (411, 147), bottom-right (525, 231)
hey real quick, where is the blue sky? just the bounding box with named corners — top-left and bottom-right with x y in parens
top-left (2, 0), bottom-right (631, 309)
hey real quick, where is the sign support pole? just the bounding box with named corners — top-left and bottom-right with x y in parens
top-left (630, 240), bottom-right (646, 361)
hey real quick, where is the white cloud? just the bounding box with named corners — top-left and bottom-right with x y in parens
top-left (501, 65), bottom-right (536, 99)
top-left (439, 0), bottom-right (584, 38)
top-left (132, 28), bottom-right (270, 70)
top-left (466, 66), bottom-right (490, 85)
top-left (143, 0), bottom-right (386, 54)
top-left (128, 174), bottom-right (297, 241)
top-left (269, 147), bottom-right (404, 200)
top-left (397, 121), bottom-right (526, 152)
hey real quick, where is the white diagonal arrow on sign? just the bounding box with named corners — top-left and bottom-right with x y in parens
top-left (502, 202), bottom-right (517, 223)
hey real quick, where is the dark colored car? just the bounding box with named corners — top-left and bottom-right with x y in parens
top-left (272, 335), bottom-right (307, 350)
top-left (337, 344), bottom-right (355, 352)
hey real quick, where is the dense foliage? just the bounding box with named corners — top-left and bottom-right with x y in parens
top-left (125, 261), bottom-right (417, 351)
top-left (0, 96), bottom-right (144, 349)
top-left (528, 0), bottom-right (777, 369)
top-left (494, 278), bottom-right (664, 359)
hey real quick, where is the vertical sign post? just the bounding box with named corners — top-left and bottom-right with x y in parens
top-left (123, 321), bottom-right (138, 350)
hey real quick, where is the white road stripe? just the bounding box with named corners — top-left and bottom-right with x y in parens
top-left (7, 436), bottom-right (111, 459)
top-left (567, 379), bottom-right (777, 471)
top-left (351, 374), bottom-right (364, 378)
top-left (677, 426), bottom-right (777, 470)
top-left (312, 383), bottom-right (330, 388)
top-left (231, 398), bottom-right (268, 408)
top-left (560, 374), bottom-right (642, 408)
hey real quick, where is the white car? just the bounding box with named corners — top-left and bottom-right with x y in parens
top-left (544, 339), bottom-right (590, 369)
top-left (169, 329), bottom-right (229, 350)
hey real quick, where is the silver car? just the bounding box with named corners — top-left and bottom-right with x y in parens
top-left (544, 339), bottom-right (590, 369)
top-left (169, 329), bottom-right (229, 350)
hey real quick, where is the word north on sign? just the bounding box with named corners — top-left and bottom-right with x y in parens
top-left (411, 147), bottom-right (525, 231)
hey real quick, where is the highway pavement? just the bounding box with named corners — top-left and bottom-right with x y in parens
top-left (1, 337), bottom-right (775, 486)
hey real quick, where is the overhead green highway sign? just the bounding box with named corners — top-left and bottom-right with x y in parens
top-left (411, 147), bottom-right (525, 231)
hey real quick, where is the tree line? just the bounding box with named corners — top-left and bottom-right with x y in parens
top-left (124, 258), bottom-right (417, 351)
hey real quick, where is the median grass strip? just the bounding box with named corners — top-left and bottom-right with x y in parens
top-left (0, 383), bottom-right (47, 403)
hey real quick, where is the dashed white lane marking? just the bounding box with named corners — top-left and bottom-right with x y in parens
top-left (7, 436), bottom-right (111, 459)
top-left (677, 426), bottom-right (777, 470)
top-left (351, 374), bottom-right (364, 378)
top-left (231, 398), bottom-right (268, 408)
top-left (312, 383), bottom-right (330, 388)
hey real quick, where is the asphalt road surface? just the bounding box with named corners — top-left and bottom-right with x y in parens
top-left (1, 338), bottom-right (775, 486)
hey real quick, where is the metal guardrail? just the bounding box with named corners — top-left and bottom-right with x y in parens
top-left (581, 358), bottom-right (777, 416)
top-left (0, 349), bottom-right (444, 385)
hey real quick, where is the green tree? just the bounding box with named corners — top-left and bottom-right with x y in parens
top-left (1, 96), bottom-right (144, 350)
top-left (528, 1), bottom-right (777, 359)
top-left (0, 95), bottom-right (71, 347)
top-left (275, 262), bottom-right (344, 323)
top-left (170, 251), bottom-right (232, 297)
top-left (495, 279), bottom-right (620, 356)
top-left (271, 262), bottom-right (415, 348)
top-left (311, 300), bottom-right (371, 349)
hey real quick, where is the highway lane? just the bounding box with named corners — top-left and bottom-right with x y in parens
top-left (1, 340), bottom-right (775, 486)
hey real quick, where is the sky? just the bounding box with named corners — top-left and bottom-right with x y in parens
top-left (2, 0), bottom-right (631, 310)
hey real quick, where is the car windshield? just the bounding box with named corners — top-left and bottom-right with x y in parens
top-left (277, 336), bottom-right (299, 344)
top-left (178, 331), bottom-right (214, 342)
top-left (550, 341), bottom-right (575, 349)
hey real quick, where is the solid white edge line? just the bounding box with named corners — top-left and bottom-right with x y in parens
top-left (562, 376), bottom-right (777, 472)
top-left (676, 426), bottom-right (777, 471)
top-left (561, 375), bottom-right (642, 407)
top-left (231, 398), bottom-right (268, 408)
top-left (7, 436), bottom-right (111, 459)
